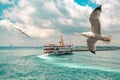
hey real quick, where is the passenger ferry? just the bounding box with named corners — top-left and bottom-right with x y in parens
top-left (44, 36), bottom-right (73, 55)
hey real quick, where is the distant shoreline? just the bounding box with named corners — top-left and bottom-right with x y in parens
top-left (0, 46), bottom-right (120, 51)
top-left (0, 46), bottom-right (42, 49)
top-left (73, 49), bottom-right (119, 52)
top-left (73, 46), bottom-right (120, 51)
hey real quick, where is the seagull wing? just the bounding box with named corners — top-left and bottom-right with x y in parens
top-left (15, 28), bottom-right (30, 38)
top-left (87, 38), bottom-right (97, 54)
top-left (89, 6), bottom-right (101, 34)
top-left (22, 32), bottom-right (30, 38)
top-left (15, 28), bottom-right (22, 32)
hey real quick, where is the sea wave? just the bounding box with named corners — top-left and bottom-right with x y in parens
top-left (37, 54), bottom-right (120, 73)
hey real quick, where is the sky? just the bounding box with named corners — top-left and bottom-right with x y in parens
top-left (0, 0), bottom-right (120, 46)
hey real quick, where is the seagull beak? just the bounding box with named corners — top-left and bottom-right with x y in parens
top-left (103, 38), bottom-right (111, 44)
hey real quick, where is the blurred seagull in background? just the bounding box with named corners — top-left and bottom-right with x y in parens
top-left (78, 5), bottom-right (111, 54)
top-left (15, 28), bottom-right (30, 38)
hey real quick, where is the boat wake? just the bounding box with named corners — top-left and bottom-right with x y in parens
top-left (37, 54), bottom-right (68, 60)
top-left (37, 54), bottom-right (50, 59)
top-left (37, 54), bottom-right (120, 73)
top-left (52, 62), bottom-right (120, 73)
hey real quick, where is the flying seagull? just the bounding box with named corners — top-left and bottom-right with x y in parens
top-left (79, 5), bottom-right (111, 54)
top-left (15, 28), bottom-right (30, 38)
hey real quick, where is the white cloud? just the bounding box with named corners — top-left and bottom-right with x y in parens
top-left (0, 0), bottom-right (120, 46)
top-left (58, 18), bottom-right (73, 25)
top-left (0, 19), bottom-right (13, 30)
top-left (92, 0), bottom-right (120, 31)
top-left (1, 0), bottom-right (93, 37)
top-left (0, 0), bottom-right (9, 4)
top-left (24, 25), bottom-right (56, 38)
top-left (1, 0), bottom-right (56, 38)
top-left (2, 0), bottom-right (36, 24)
top-left (0, 0), bottom-right (16, 4)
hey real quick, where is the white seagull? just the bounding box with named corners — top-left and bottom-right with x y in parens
top-left (79, 6), bottom-right (111, 54)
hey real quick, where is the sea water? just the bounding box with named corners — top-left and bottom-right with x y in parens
top-left (0, 47), bottom-right (120, 80)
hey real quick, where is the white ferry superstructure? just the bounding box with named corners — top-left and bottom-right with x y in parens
top-left (44, 36), bottom-right (73, 55)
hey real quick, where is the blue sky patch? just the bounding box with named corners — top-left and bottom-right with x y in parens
top-left (0, 0), bottom-right (18, 16)
top-left (0, 3), bottom-right (12, 16)
top-left (74, 0), bottom-right (99, 8)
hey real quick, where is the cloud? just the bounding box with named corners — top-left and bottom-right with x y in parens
top-left (92, 0), bottom-right (120, 32)
top-left (0, 0), bottom-right (93, 37)
top-left (0, 0), bottom-right (10, 4)
top-left (0, 0), bottom-right (17, 5)
top-left (0, 0), bottom-right (57, 38)
top-left (0, 19), bottom-right (14, 31)
top-left (0, 0), bottom-right (120, 46)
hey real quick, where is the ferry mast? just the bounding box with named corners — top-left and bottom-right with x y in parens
top-left (59, 36), bottom-right (64, 47)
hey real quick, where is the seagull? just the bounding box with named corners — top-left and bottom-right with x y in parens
top-left (15, 28), bottom-right (30, 38)
top-left (79, 5), bottom-right (111, 54)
